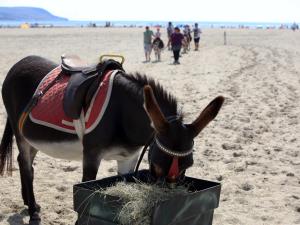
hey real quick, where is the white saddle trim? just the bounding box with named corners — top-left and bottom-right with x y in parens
top-left (84, 70), bottom-right (119, 134)
top-left (29, 115), bottom-right (77, 134)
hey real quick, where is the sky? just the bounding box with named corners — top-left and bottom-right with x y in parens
top-left (1, 0), bottom-right (300, 22)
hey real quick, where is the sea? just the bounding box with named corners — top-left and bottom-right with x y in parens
top-left (0, 20), bottom-right (293, 29)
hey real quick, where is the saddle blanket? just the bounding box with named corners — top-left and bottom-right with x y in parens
top-left (29, 66), bottom-right (117, 134)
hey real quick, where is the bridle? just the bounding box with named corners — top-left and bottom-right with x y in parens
top-left (155, 137), bottom-right (194, 157)
top-left (134, 116), bottom-right (194, 177)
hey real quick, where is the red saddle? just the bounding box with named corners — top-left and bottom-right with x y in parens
top-left (29, 66), bottom-right (116, 134)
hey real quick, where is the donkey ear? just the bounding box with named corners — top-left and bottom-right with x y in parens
top-left (143, 85), bottom-right (168, 133)
top-left (188, 96), bottom-right (224, 137)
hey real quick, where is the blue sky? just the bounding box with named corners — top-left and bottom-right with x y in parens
top-left (1, 0), bottom-right (300, 22)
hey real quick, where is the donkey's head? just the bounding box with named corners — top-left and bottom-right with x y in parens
top-left (143, 85), bottom-right (224, 184)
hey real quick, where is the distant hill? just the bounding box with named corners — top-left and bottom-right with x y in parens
top-left (0, 7), bottom-right (68, 21)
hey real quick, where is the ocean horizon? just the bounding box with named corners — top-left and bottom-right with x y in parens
top-left (0, 20), bottom-right (295, 29)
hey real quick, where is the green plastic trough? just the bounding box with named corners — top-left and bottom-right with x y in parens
top-left (73, 170), bottom-right (221, 225)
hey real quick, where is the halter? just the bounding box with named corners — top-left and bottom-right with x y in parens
top-left (134, 116), bottom-right (194, 178)
top-left (155, 137), bottom-right (194, 157)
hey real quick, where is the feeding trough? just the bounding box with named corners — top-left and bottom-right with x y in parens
top-left (73, 170), bottom-right (221, 225)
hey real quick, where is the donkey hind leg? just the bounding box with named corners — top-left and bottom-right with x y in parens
top-left (16, 138), bottom-right (41, 224)
top-left (158, 50), bottom-right (161, 61)
top-left (117, 151), bottom-right (140, 175)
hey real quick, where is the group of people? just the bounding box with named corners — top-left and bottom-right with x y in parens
top-left (143, 26), bottom-right (164, 62)
top-left (143, 22), bottom-right (202, 64)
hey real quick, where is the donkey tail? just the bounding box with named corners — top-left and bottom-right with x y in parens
top-left (0, 119), bottom-right (14, 175)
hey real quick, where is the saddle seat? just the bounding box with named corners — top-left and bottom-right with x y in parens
top-left (60, 54), bottom-right (124, 119)
top-left (61, 54), bottom-right (89, 73)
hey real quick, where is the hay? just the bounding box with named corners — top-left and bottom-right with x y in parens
top-left (101, 180), bottom-right (188, 225)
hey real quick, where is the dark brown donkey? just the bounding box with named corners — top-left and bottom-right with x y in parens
top-left (0, 55), bottom-right (224, 224)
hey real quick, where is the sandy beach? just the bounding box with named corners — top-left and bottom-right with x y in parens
top-left (0, 27), bottom-right (299, 225)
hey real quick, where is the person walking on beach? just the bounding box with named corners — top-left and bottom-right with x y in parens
top-left (193, 23), bottom-right (202, 51)
top-left (171, 27), bottom-right (184, 64)
top-left (143, 26), bottom-right (154, 62)
top-left (167, 22), bottom-right (174, 50)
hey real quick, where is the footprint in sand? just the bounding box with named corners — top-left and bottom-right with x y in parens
top-left (62, 166), bottom-right (79, 172)
top-left (56, 186), bottom-right (68, 192)
top-left (240, 182), bottom-right (254, 191)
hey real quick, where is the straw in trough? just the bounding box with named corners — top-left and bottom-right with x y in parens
top-left (102, 180), bottom-right (189, 225)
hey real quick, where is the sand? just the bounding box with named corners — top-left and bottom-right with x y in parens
top-left (0, 27), bottom-right (299, 225)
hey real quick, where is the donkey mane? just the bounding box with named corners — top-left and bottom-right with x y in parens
top-left (121, 72), bottom-right (183, 119)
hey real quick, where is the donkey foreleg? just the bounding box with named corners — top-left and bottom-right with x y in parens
top-left (82, 149), bottom-right (101, 182)
top-left (117, 151), bottom-right (140, 175)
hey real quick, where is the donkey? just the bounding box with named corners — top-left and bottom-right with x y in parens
top-left (152, 37), bottom-right (164, 62)
top-left (0, 55), bottom-right (224, 224)
top-left (182, 25), bottom-right (192, 54)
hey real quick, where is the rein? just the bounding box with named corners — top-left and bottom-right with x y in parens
top-left (134, 133), bottom-right (154, 175)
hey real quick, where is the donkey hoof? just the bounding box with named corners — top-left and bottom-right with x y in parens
top-left (24, 203), bottom-right (41, 212)
top-left (35, 203), bottom-right (41, 212)
top-left (29, 212), bottom-right (41, 225)
top-left (29, 220), bottom-right (41, 225)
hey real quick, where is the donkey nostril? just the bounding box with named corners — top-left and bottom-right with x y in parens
top-left (167, 175), bottom-right (177, 183)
